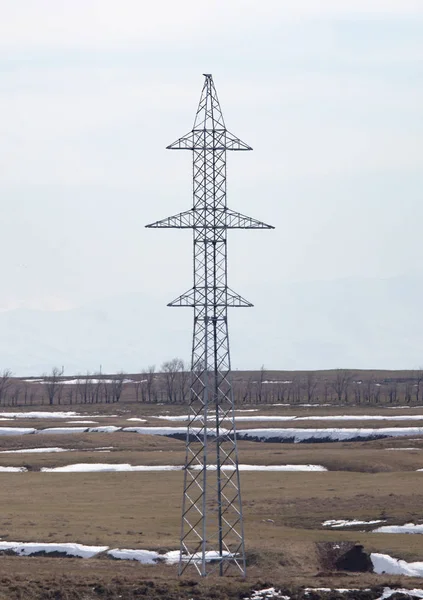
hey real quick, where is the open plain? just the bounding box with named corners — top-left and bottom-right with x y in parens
top-left (1, 378), bottom-right (423, 598)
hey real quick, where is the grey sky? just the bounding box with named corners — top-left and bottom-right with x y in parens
top-left (1, 1), bottom-right (423, 372)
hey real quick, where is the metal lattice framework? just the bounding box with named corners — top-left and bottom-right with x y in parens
top-left (146, 74), bottom-right (273, 577)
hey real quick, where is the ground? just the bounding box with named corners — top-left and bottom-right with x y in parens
top-left (0, 399), bottom-right (423, 598)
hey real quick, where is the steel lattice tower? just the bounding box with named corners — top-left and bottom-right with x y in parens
top-left (146, 74), bottom-right (273, 577)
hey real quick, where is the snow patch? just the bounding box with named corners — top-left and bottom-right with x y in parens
top-left (374, 523), bottom-right (423, 534)
top-left (386, 447), bottom-right (420, 450)
top-left (376, 588), bottom-right (423, 599)
top-left (245, 588), bottom-right (289, 599)
top-left (38, 427), bottom-right (89, 435)
top-left (126, 418), bottom-right (147, 422)
top-left (295, 415), bottom-right (423, 421)
top-left (41, 463), bottom-right (182, 473)
top-left (237, 427), bottom-right (423, 443)
top-left (87, 426), bottom-right (121, 433)
top-left (66, 421), bottom-right (98, 424)
top-left (222, 464), bottom-right (327, 472)
top-left (0, 466), bottom-right (27, 472)
top-left (0, 447), bottom-right (69, 454)
top-left (40, 463), bottom-right (326, 473)
top-left (0, 411), bottom-right (79, 419)
top-left (122, 426), bottom-right (188, 436)
top-left (323, 519), bottom-right (385, 528)
top-left (371, 552), bottom-right (423, 576)
top-left (108, 548), bottom-right (160, 564)
top-left (0, 541), bottom-right (108, 558)
top-left (0, 427), bottom-right (36, 436)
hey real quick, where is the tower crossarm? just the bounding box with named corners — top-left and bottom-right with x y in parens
top-left (167, 287), bottom-right (253, 308)
top-left (166, 130), bottom-right (252, 151)
top-left (146, 208), bottom-right (274, 230)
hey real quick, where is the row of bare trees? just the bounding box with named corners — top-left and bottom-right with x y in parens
top-left (234, 368), bottom-right (423, 406)
top-left (1, 365), bottom-right (423, 407)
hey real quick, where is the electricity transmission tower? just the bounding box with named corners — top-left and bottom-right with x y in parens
top-left (146, 74), bottom-right (273, 577)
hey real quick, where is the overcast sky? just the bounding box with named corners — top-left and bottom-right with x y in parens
top-left (1, 1), bottom-right (423, 317)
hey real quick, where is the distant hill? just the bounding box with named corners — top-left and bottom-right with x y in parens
top-left (1, 275), bottom-right (423, 376)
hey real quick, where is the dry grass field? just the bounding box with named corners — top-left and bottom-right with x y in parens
top-left (0, 400), bottom-right (423, 598)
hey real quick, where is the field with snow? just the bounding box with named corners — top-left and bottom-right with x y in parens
top-left (1, 402), bottom-right (423, 599)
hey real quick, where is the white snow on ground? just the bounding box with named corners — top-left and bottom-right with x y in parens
top-left (0, 447), bottom-right (69, 454)
top-left (123, 426), bottom-right (188, 435)
top-left (37, 427), bottom-right (89, 435)
top-left (376, 588), bottom-right (423, 599)
top-left (126, 418), bottom-right (147, 422)
top-left (151, 416), bottom-right (199, 421)
top-left (244, 588), bottom-right (289, 599)
top-left (237, 427), bottom-right (423, 443)
top-left (151, 415), bottom-right (296, 422)
top-left (298, 404), bottom-right (332, 407)
top-left (88, 426), bottom-right (121, 433)
top-left (152, 414), bottom-right (423, 423)
top-left (304, 590), bottom-right (370, 595)
top-left (40, 463), bottom-right (326, 473)
top-left (203, 464), bottom-right (327, 472)
top-left (36, 425), bottom-right (121, 435)
top-left (230, 416), bottom-right (296, 422)
top-left (386, 447), bottom-right (420, 450)
top-left (234, 409), bottom-right (259, 412)
top-left (0, 466), bottom-right (27, 472)
top-left (4, 424), bottom-right (423, 444)
top-left (0, 427), bottom-right (36, 435)
top-left (41, 463), bottom-right (182, 472)
top-left (0, 412), bottom-right (117, 419)
top-left (52, 379), bottom-right (134, 385)
top-left (0, 411), bottom-right (79, 419)
top-left (322, 519), bottom-right (384, 528)
top-left (0, 418), bottom-right (13, 421)
top-left (108, 548), bottom-right (234, 564)
top-left (373, 523), bottom-right (423, 534)
top-left (0, 541), bottom-right (108, 558)
top-left (66, 421), bottom-right (98, 424)
top-left (107, 548), bottom-right (160, 564)
top-left (295, 415), bottom-right (423, 421)
top-left (371, 552), bottom-right (423, 576)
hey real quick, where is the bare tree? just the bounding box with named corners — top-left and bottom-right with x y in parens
top-left (145, 365), bottom-right (156, 403)
top-left (414, 369), bottom-right (423, 404)
top-left (111, 372), bottom-right (126, 403)
top-left (44, 367), bottom-right (64, 406)
top-left (0, 369), bottom-right (13, 405)
top-left (305, 372), bottom-right (318, 404)
top-left (330, 370), bottom-right (353, 404)
top-left (91, 373), bottom-right (103, 404)
top-left (240, 374), bottom-right (253, 405)
top-left (404, 381), bottom-right (413, 404)
top-left (133, 376), bottom-right (144, 403)
top-left (162, 358), bottom-right (184, 403)
top-left (322, 379), bottom-right (330, 404)
top-left (255, 365), bottom-right (266, 404)
top-left (352, 380), bottom-right (362, 404)
top-left (388, 381), bottom-right (398, 404)
top-left (76, 374), bottom-right (92, 404)
top-left (177, 361), bottom-right (190, 404)
top-left (291, 375), bottom-right (302, 404)
top-left (363, 379), bottom-right (374, 404)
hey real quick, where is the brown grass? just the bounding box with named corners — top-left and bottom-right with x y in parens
top-left (0, 404), bottom-right (423, 597)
